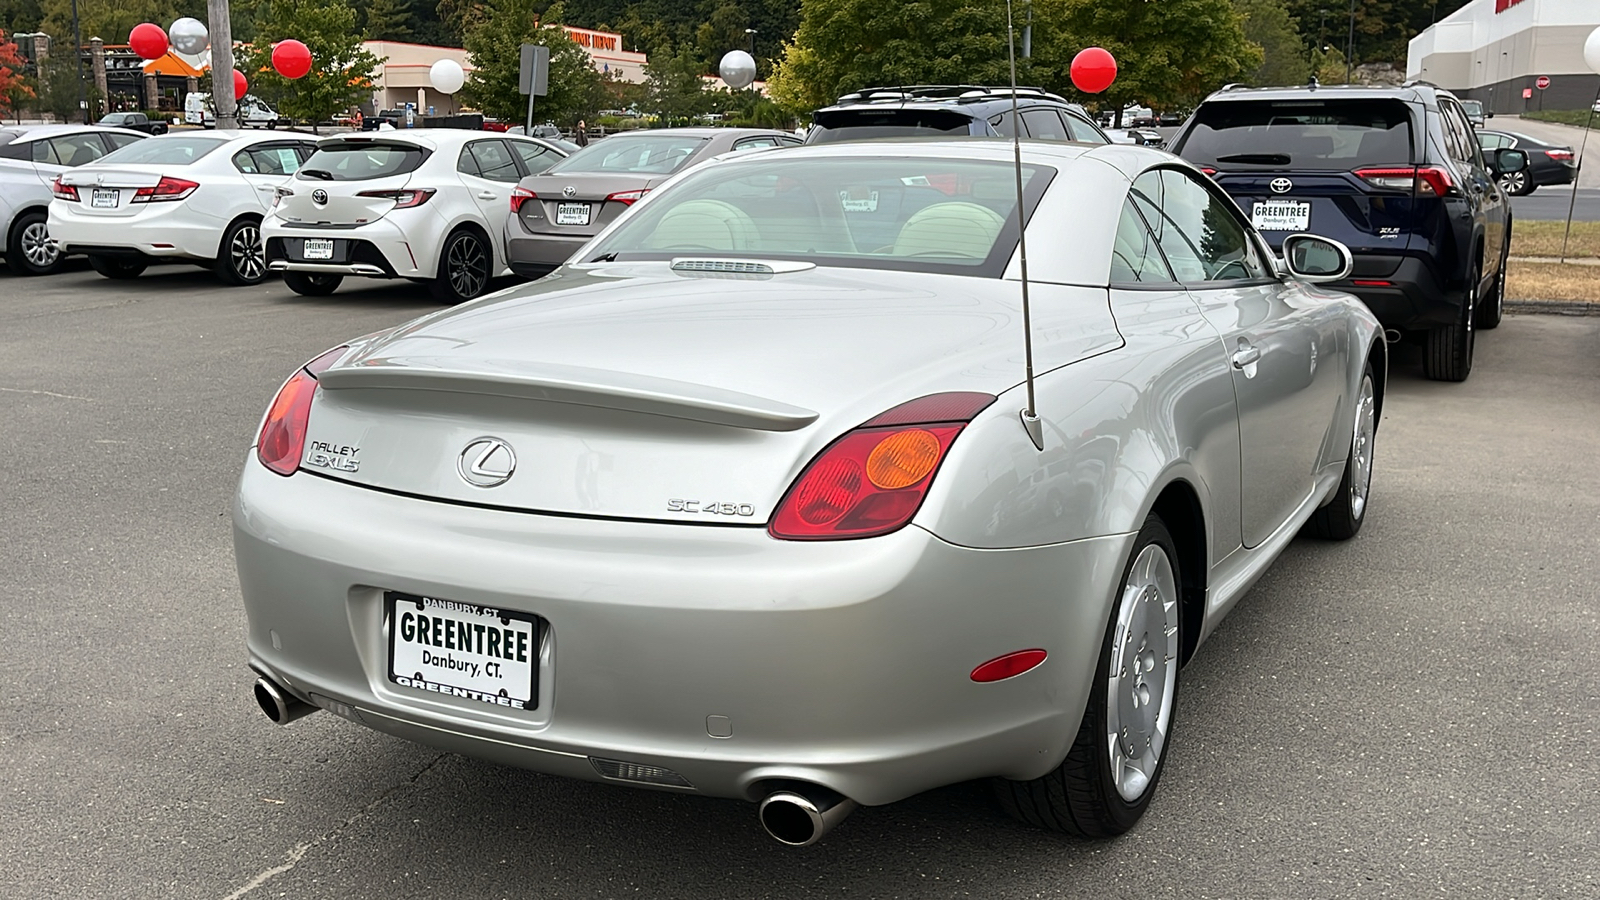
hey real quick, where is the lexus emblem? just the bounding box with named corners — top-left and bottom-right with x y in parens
top-left (1269, 177), bottom-right (1293, 194)
top-left (458, 437), bottom-right (516, 488)
top-left (562, 185), bottom-right (577, 198)
top-left (311, 189), bottom-right (329, 205)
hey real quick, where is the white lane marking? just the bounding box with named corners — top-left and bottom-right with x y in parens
top-left (0, 386), bottom-right (95, 401)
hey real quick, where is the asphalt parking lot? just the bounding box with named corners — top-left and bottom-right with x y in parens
top-left (2, 265), bottom-right (1598, 899)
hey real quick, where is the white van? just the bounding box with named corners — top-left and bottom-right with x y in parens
top-left (185, 93), bottom-right (282, 128)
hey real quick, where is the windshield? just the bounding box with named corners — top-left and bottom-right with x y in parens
top-left (548, 135), bottom-right (709, 175)
top-left (1176, 99), bottom-right (1415, 169)
top-left (98, 135), bottom-right (229, 165)
top-left (581, 155), bottom-right (1051, 277)
top-left (298, 142), bottom-right (428, 181)
top-left (1460, 100), bottom-right (1484, 116)
top-left (99, 114), bottom-right (130, 124)
top-left (807, 109), bottom-right (981, 144)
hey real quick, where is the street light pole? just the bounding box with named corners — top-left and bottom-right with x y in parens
top-left (69, 0), bottom-right (86, 123)
top-left (744, 28), bottom-right (756, 56)
top-left (1345, 0), bottom-right (1356, 83)
top-left (206, 0), bottom-right (238, 129)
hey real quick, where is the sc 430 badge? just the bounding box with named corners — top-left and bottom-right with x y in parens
top-left (668, 499), bottom-right (755, 516)
top-left (304, 440), bottom-right (360, 473)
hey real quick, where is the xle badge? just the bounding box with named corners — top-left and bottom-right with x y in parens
top-left (458, 437), bottom-right (516, 487)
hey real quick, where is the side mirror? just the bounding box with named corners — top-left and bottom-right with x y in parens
top-left (1492, 148), bottom-right (1528, 176)
top-left (1281, 233), bottom-right (1352, 283)
top-left (1486, 110), bottom-right (1495, 118)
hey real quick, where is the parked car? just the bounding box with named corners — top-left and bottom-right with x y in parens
top-left (806, 86), bottom-right (1111, 145)
top-left (1167, 82), bottom-right (1528, 381)
top-left (263, 131), bottom-right (571, 302)
top-left (48, 130), bottom-right (319, 285)
top-left (1157, 111), bottom-right (1184, 127)
top-left (504, 127), bottom-right (800, 279)
top-left (97, 111), bottom-right (169, 135)
top-left (363, 109), bottom-right (409, 131)
top-left (1459, 99), bottom-right (1487, 127)
top-left (186, 92), bottom-right (282, 129)
top-left (0, 124), bottom-right (147, 275)
top-left (1476, 130), bottom-right (1575, 195)
top-left (237, 139), bottom-right (1386, 847)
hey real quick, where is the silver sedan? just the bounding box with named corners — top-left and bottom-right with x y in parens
top-left (237, 139), bottom-right (1384, 845)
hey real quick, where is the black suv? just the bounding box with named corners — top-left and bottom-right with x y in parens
top-left (807, 86), bottom-right (1111, 146)
top-left (1167, 82), bottom-right (1529, 382)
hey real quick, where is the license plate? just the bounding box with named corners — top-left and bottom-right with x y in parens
top-left (91, 188), bottom-right (119, 209)
top-left (556, 203), bottom-right (591, 226)
top-left (387, 592), bottom-right (539, 709)
top-left (302, 238), bottom-right (334, 260)
top-left (1251, 200), bottom-right (1310, 232)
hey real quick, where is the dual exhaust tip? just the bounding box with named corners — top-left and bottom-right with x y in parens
top-left (250, 676), bottom-right (857, 845)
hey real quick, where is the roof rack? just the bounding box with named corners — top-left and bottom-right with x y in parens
top-left (834, 84), bottom-right (1069, 105)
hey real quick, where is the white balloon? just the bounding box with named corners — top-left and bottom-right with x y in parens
top-left (169, 17), bottom-right (209, 56)
top-left (1585, 26), bottom-right (1600, 76)
top-left (429, 59), bottom-right (465, 95)
top-left (719, 50), bottom-right (756, 90)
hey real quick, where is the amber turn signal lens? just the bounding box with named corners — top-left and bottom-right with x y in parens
top-left (866, 429), bottom-right (941, 490)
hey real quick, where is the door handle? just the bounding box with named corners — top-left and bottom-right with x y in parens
top-left (1232, 346), bottom-right (1261, 369)
top-left (477, 191), bottom-right (497, 200)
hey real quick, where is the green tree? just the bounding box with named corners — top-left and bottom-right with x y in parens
top-left (642, 43), bottom-right (710, 124)
top-left (1234, 0), bottom-right (1308, 87)
top-left (461, 0), bottom-right (604, 125)
top-left (363, 0), bottom-right (415, 41)
top-left (0, 0), bottom-right (44, 35)
top-left (239, 0), bottom-right (383, 130)
top-left (38, 0), bottom-right (203, 49)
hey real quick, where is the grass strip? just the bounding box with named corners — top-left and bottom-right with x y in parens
top-left (1510, 220), bottom-right (1600, 259)
top-left (1507, 260), bottom-right (1600, 303)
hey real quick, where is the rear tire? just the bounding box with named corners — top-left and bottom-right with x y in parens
top-left (429, 227), bottom-right (493, 304)
top-left (994, 515), bottom-right (1181, 837)
top-left (87, 254), bottom-right (146, 279)
top-left (6, 210), bottom-right (65, 276)
top-left (282, 271), bottom-right (343, 296)
top-left (1424, 261), bottom-right (1477, 382)
top-left (1305, 362), bottom-right (1377, 540)
top-left (215, 217), bottom-right (268, 286)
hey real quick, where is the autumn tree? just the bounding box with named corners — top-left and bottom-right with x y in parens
top-left (0, 28), bottom-right (35, 122)
top-left (461, 0), bottom-right (605, 125)
top-left (238, 0), bottom-right (383, 129)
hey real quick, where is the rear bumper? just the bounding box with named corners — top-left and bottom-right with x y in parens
top-left (265, 236), bottom-right (401, 278)
top-left (48, 200), bottom-right (221, 260)
top-left (1328, 254), bottom-right (1463, 331)
top-left (504, 228), bottom-right (589, 277)
top-left (1531, 162), bottom-right (1576, 188)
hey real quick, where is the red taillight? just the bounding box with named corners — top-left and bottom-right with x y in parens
top-left (970, 649), bottom-right (1048, 683)
top-left (131, 176), bottom-right (199, 203)
top-left (1546, 149), bottom-right (1574, 162)
top-left (356, 188), bottom-right (435, 209)
top-left (51, 177), bottom-right (79, 201)
top-left (769, 392), bottom-right (995, 540)
top-left (1351, 279), bottom-right (1393, 287)
top-left (255, 346), bottom-right (348, 476)
top-left (511, 186), bottom-right (536, 213)
top-left (1353, 165), bottom-right (1453, 197)
top-left (606, 189), bottom-right (649, 205)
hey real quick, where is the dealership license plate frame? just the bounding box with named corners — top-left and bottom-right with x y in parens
top-left (555, 202), bottom-right (591, 226)
top-left (386, 591), bottom-right (540, 710)
top-left (1251, 200), bottom-right (1311, 232)
top-left (302, 238), bottom-right (335, 260)
top-left (91, 188), bottom-right (119, 209)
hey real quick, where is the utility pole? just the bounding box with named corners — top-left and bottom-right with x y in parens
top-left (206, 0), bottom-right (238, 129)
top-left (69, 0), bottom-right (86, 123)
top-left (1315, 8), bottom-right (1328, 69)
top-left (1345, 0), bottom-right (1356, 84)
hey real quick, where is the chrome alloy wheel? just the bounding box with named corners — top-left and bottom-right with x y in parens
top-left (231, 222), bottom-right (266, 281)
top-left (22, 220), bottom-right (59, 269)
top-left (1107, 543), bottom-right (1179, 803)
top-left (1349, 373), bottom-right (1377, 521)
top-left (1498, 170), bottom-right (1528, 195)
top-left (448, 233), bottom-right (489, 298)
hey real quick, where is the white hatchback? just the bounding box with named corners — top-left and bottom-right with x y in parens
top-left (48, 130), bottom-right (319, 285)
top-left (262, 130), bottom-right (567, 303)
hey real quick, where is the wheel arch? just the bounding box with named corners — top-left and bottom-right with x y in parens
top-left (1145, 479), bottom-right (1207, 667)
top-left (6, 203), bottom-right (51, 241)
top-left (214, 210), bottom-right (264, 259)
top-left (439, 218), bottom-right (497, 272)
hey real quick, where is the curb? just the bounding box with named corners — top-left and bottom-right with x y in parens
top-left (1506, 299), bottom-right (1600, 316)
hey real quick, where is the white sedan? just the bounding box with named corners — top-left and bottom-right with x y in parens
top-left (48, 130), bottom-right (319, 285)
top-left (262, 130), bottom-right (568, 303)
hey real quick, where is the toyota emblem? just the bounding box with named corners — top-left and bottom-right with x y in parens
top-left (312, 189), bottom-right (329, 205)
top-left (458, 437), bottom-right (516, 488)
top-left (1269, 177), bottom-right (1293, 194)
top-left (562, 185), bottom-right (577, 198)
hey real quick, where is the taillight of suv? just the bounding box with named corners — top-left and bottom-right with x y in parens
top-left (1353, 166), bottom-right (1453, 197)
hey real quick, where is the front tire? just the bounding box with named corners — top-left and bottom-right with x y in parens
top-left (6, 210), bottom-right (65, 275)
top-left (1424, 261), bottom-right (1477, 382)
top-left (994, 515), bottom-right (1182, 837)
top-left (1305, 362), bottom-right (1377, 540)
top-left (429, 228), bottom-right (493, 304)
top-left (87, 254), bottom-right (147, 279)
top-left (282, 271), bottom-right (343, 296)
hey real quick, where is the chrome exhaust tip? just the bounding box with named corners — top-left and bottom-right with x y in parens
top-left (253, 676), bottom-right (318, 726)
top-left (1384, 328), bottom-right (1403, 344)
top-left (758, 786), bottom-right (859, 847)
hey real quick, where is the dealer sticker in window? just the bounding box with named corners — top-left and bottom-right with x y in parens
top-left (839, 189), bottom-right (880, 213)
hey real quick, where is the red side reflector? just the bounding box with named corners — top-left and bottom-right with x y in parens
top-left (971, 649), bottom-right (1048, 683)
top-left (1351, 279), bottom-right (1393, 287)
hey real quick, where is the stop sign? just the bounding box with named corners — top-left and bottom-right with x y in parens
top-left (1536, 75), bottom-right (1551, 90)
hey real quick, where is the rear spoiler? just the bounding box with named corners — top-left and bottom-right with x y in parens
top-left (317, 357), bottom-right (818, 432)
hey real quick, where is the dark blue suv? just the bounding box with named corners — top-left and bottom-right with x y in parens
top-left (1167, 83), bottom-right (1529, 382)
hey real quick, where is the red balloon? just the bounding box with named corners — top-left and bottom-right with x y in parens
top-left (272, 39), bottom-right (312, 80)
top-left (233, 68), bottom-right (249, 98)
top-left (1070, 47), bottom-right (1117, 94)
top-left (129, 23), bottom-right (168, 61)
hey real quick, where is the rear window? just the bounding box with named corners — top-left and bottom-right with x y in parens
top-left (1459, 100), bottom-right (1484, 116)
top-left (298, 142), bottom-right (428, 181)
top-left (1176, 99), bottom-right (1414, 169)
top-left (807, 108), bottom-right (981, 144)
top-left (547, 135), bottom-right (709, 175)
top-left (98, 135), bottom-right (229, 166)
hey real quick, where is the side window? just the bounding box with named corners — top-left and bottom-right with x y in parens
top-left (509, 140), bottom-right (557, 175)
top-left (248, 146), bottom-right (302, 175)
top-left (1064, 112), bottom-right (1108, 144)
top-left (51, 133), bottom-right (109, 167)
top-left (456, 145), bottom-right (481, 177)
top-left (1020, 109), bottom-right (1069, 142)
top-left (989, 110), bottom-right (1019, 137)
top-left (232, 149), bottom-right (260, 173)
top-left (1108, 197), bottom-right (1175, 284)
top-left (295, 144), bottom-right (316, 164)
top-left (0, 141), bottom-right (32, 160)
top-left (1131, 169), bottom-right (1267, 284)
top-left (468, 139), bottom-right (521, 182)
top-left (1439, 103), bottom-right (1474, 166)
top-left (103, 132), bottom-right (142, 151)
top-left (32, 140), bottom-right (58, 164)
top-left (731, 137), bottom-right (778, 151)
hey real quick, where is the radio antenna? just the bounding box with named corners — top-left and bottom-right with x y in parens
top-left (1006, 0), bottom-right (1044, 451)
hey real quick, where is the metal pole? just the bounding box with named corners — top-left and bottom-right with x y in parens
top-left (1559, 85), bottom-right (1600, 263)
top-left (524, 90), bottom-right (534, 134)
top-left (206, 0), bottom-right (237, 129)
top-left (70, 0), bottom-right (86, 123)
